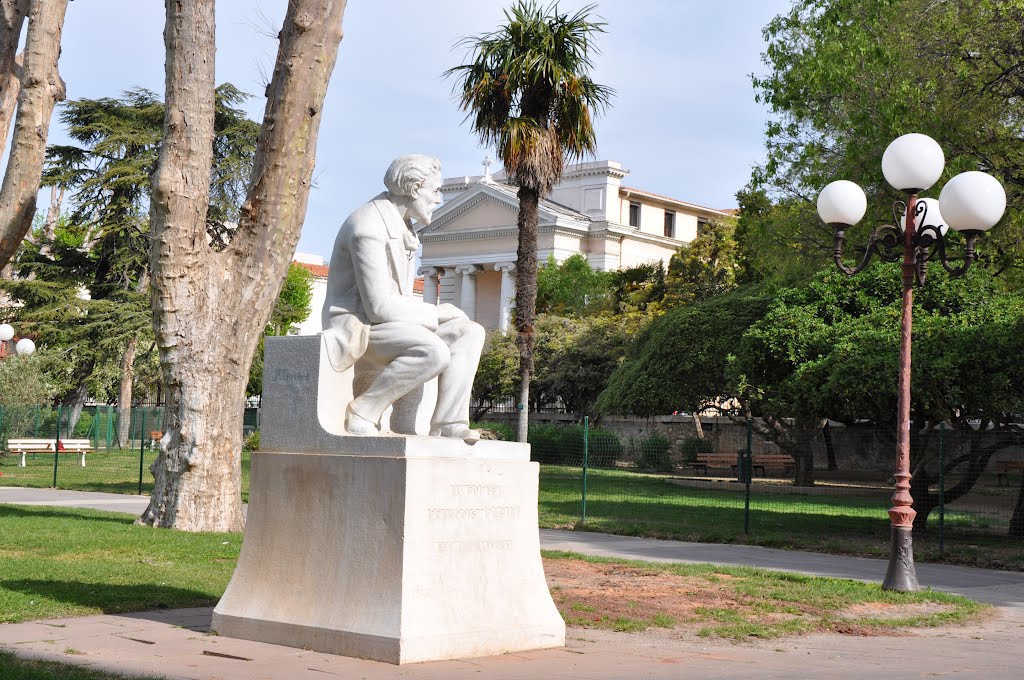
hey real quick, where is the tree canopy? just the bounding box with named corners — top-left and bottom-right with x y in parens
top-left (745, 0), bottom-right (1024, 285)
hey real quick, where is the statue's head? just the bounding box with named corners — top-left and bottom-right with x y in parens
top-left (384, 154), bottom-right (443, 226)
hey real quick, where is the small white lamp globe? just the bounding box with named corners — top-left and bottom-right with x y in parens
top-left (15, 338), bottom-right (35, 355)
top-left (900, 197), bottom-right (948, 236)
top-left (938, 171), bottom-right (1006, 233)
top-left (882, 133), bottom-right (945, 192)
top-left (817, 180), bottom-right (867, 226)
top-left (0, 323), bottom-right (13, 342)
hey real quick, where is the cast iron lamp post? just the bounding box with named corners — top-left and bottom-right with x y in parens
top-left (0, 323), bottom-right (35, 359)
top-left (816, 133), bottom-right (1006, 592)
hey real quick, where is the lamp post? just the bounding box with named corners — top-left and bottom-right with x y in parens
top-left (0, 323), bottom-right (35, 359)
top-left (817, 133), bottom-right (1006, 592)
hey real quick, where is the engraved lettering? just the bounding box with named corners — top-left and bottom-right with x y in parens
top-left (434, 539), bottom-right (514, 553)
top-left (449, 483), bottom-right (502, 497)
top-left (427, 506), bottom-right (520, 521)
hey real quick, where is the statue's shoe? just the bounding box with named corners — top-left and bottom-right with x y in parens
top-left (345, 409), bottom-right (380, 435)
top-left (430, 423), bottom-right (481, 443)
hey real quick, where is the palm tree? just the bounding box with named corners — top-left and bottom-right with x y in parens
top-left (446, 0), bottom-right (613, 442)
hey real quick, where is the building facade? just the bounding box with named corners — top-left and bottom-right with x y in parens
top-left (418, 160), bottom-right (731, 331)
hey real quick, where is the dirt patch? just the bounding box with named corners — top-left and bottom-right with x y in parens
top-left (542, 557), bottom-right (972, 642)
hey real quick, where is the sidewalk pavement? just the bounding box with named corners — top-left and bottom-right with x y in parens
top-left (2, 486), bottom-right (1024, 679)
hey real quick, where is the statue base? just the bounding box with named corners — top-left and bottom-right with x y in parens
top-left (211, 445), bottom-right (565, 664)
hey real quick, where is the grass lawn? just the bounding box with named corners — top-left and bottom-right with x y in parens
top-left (0, 651), bottom-right (163, 680)
top-left (539, 467), bottom-right (1024, 570)
top-left (0, 505), bottom-right (242, 623)
top-left (0, 450), bottom-right (252, 502)
top-left (0, 507), bottom-right (988, 679)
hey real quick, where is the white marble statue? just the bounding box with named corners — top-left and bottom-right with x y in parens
top-left (322, 155), bottom-right (485, 440)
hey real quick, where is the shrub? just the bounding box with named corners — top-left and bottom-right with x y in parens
top-left (243, 430), bottom-right (260, 452)
top-left (71, 411), bottom-right (94, 438)
top-left (636, 433), bottom-right (673, 472)
top-left (680, 436), bottom-right (714, 461)
top-left (527, 423), bottom-right (622, 468)
top-left (474, 421), bottom-right (514, 441)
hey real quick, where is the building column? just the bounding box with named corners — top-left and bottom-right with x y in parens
top-left (454, 265), bottom-right (479, 321)
top-left (495, 262), bottom-right (516, 334)
top-left (418, 267), bottom-right (441, 305)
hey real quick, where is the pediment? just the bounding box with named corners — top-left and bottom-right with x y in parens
top-left (424, 183), bottom-right (587, 236)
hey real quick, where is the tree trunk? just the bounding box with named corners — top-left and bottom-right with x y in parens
top-left (514, 186), bottom-right (540, 443)
top-left (37, 183), bottom-right (63, 257)
top-left (1009, 468), bottom-right (1024, 539)
top-left (693, 412), bottom-right (704, 439)
top-left (822, 421), bottom-right (838, 471)
top-left (0, 0), bottom-right (67, 272)
top-left (0, 1), bottom-right (29, 165)
top-left (794, 451), bottom-right (814, 486)
top-left (62, 380), bottom-right (89, 435)
top-left (139, 0), bottom-right (347, 532)
top-left (116, 335), bottom-right (137, 448)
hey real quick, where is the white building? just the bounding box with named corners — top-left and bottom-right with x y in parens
top-left (418, 160), bottom-right (732, 331)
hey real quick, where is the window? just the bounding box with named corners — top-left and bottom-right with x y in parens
top-left (664, 210), bottom-right (676, 238)
top-left (628, 202), bottom-right (641, 228)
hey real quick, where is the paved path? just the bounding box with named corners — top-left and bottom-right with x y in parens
top-left (2, 486), bottom-right (1024, 679)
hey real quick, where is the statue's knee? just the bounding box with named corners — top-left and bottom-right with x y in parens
top-left (424, 341), bottom-right (451, 370)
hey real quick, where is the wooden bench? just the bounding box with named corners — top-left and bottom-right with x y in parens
top-left (995, 460), bottom-right (1024, 486)
top-left (754, 454), bottom-right (795, 476)
top-left (4, 438), bottom-right (94, 468)
top-left (687, 453), bottom-right (740, 475)
top-left (687, 452), bottom-right (795, 477)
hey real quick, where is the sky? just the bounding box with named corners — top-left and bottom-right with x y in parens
top-left (47, 0), bottom-right (793, 261)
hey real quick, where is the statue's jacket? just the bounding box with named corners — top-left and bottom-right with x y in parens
top-left (321, 193), bottom-right (440, 372)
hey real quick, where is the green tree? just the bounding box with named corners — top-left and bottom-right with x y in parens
top-left (536, 253), bottom-right (612, 315)
top-left (664, 218), bottom-right (740, 306)
top-left (0, 349), bottom-right (59, 407)
top-left (609, 261), bottom-right (666, 314)
top-left (596, 285), bottom-right (772, 417)
top-left (2, 86), bottom-right (259, 442)
top-left (446, 0), bottom-right (613, 441)
top-left (471, 329), bottom-right (520, 420)
top-left (533, 312), bottom-right (649, 414)
top-left (747, 0), bottom-right (1024, 284)
top-left (732, 265), bottom-right (1024, 504)
top-left (247, 263), bottom-right (314, 398)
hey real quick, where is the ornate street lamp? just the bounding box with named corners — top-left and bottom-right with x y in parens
top-left (817, 133), bottom-right (1006, 592)
top-left (0, 323), bottom-right (35, 359)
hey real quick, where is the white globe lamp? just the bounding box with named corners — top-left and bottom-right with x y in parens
top-left (15, 338), bottom-right (35, 356)
top-left (817, 180), bottom-right (867, 226)
top-left (0, 323), bottom-right (13, 342)
top-left (882, 133), bottom-right (945, 192)
top-left (900, 197), bottom-right (948, 236)
top-left (938, 171), bottom-right (1006, 233)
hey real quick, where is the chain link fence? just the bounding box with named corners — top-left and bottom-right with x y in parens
top-left (477, 417), bottom-right (1024, 570)
top-left (0, 405), bottom-right (258, 497)
top-left (4, 404), bottom-right (1022, 568)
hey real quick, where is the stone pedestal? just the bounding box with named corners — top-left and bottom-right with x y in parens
top-left (212, 336), bottom-right (565, 664)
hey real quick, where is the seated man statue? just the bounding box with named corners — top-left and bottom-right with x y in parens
top-left (321, 154), bottom-right (485, 440)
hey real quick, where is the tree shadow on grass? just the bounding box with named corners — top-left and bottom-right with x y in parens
top-left (0, 505), bottom-right (135, 525)
top-left (1, 579), bottom-right (220, 622)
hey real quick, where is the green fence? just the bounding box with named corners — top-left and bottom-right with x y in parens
top-left (480, 417), bottom-right (1024, 571)
top-left (0, 405), bottom-right (257, 497)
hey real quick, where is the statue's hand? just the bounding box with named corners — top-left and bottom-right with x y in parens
top-left (437, 303), bottom-right (468, 324)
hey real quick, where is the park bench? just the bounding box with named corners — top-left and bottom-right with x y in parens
top-left (3, 438), bottom-right (94, 468)
top-left (687, 453), bottom-right (738, 475)
top-left (995, 459), bottom-right (1024, 486)
top-left (687, 452), bottom-right (795, 477)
